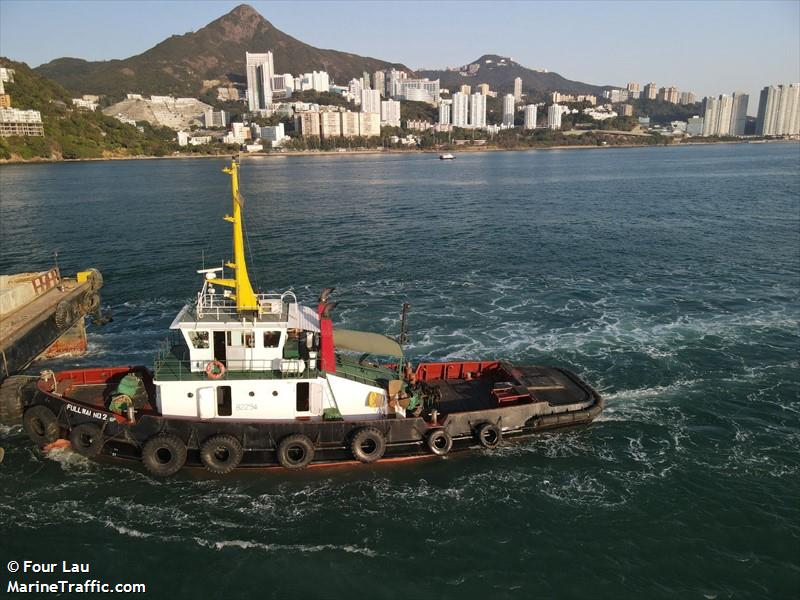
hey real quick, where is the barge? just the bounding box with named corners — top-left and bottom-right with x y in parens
top-left (16, 159), bottom-right (603, 475)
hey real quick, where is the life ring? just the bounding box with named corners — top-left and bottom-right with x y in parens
top-left (277, 433), bottom-right (315, 469)
top-left (350, 427), bottom-right (386, 463)
top-left (22, 405), bottom-right (61, 445)
top-left (200, 434), bottom-right (243, 474)
top-left (205, 360), bottom-right (226, 380)
top-left (475, 422), bottom-right (502, 449)
top-left (141, 433), bottom-right (187, 477)
top-left (69, 423), bottom-right (105, 457)
top-left (426, 429), bottom-right (452, 456)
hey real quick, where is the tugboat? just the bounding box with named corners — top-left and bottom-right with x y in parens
top-left (15, 159), bottom-right (603, 476)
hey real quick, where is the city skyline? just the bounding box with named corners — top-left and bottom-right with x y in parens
top-left (1, 1), bottom-right (798, 114)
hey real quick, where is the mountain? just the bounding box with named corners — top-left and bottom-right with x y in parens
top-left (419, 54), bottom-right (612, 98)
top-left (0, 58), bottom-right (176, 161)
top-left (35, 4), bottom-right (410, 99)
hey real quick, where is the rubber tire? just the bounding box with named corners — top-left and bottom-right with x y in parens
top-left (200, 434), bottom-right (244, 475)
top-left (86, 268), bottom-right (103, 291)
top-left (277, 434), bottom-right (315, 470)
top-left (0, 375), bottom-right (35, 426)
top-left (350, 427), bottom-right (386, 463)
top-left (54, 300), bottom-right (76, 328)
top-left (426, 429), bottom-right (453, 456)
top-left (22, 405), bottom-right (61, 445)
top-left (475, 422), bottom-right (502, 449)
top-left (69, 423), bottom-right (104, 457)
top-left (142, 433), bottom-right (187, 477)
top-left (81, 291), bottom-right (100, 313)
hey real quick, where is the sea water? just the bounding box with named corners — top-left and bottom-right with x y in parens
top-left (0, 143), bottom-right (798, 598)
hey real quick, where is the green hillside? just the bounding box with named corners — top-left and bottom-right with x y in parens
top-left (35, 4), bottom-right (411, 99)
top-left (0, 58), bottom-right (177, 161)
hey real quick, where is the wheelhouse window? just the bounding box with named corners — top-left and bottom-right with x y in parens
top-left (243, 332), bottom-right (255, 348)
top-left (264, 331), bottom-right (282, 348)
top-left (188, 331), bottom-right (209, 349)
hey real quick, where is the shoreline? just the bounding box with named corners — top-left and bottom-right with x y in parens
top-left (0, 138), bottom-right (795, 166)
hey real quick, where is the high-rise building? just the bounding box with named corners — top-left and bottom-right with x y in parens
top-left (439, 100), bottom-right (452, 125)
top-left (730, 92), bottom-right (748, 136)
top-left (524, 104), bottom-right (537, 129)
top-left (319, 111), bottom-right (341, 138)
top-left (658, 86), bottom-right (679, 103)
top-left (513, 77), bottom-right (522, 102)
top-left (311, 71), bottom-right (330, 93)
top-left (469, 93), bottom-right (486, 127)
top-left (547, 104), bottom-right (562, 130)
top-left (361, 89), bottom-right (381, 114)
top-left (460, 84), bottom-right (471, 96)
top-left (359, 112), bottom-right (381, 137)
top-left (380, 99), bottom-right (401, 126)
top-left (340, 111), bottom-right (360, 137)
top-left (702, 96), bottom-right (719, 136)
top-left (362, 71), bottom-right (371, 89)
top-left (679, 91), bottom-right (696, 105)
top-left (502, 94), bottom-right (515, 127)
top-left (716, 94), bottom-right (733, 135)
top-left (398, 79), bottom-right (440, 104)
top-left (348, 78), bottom-right (363, 102)
top-left (294, 111), bottom-right (320, 137)
top-left (373, 71), bottom-right (386, 97)
top-left (245, 51), bottom-right (274, 112)
top-left (204, 109), bottom-right (228, 128)
top-left (756, 84), bottom-right (800, 136)
top-left (452, 92), bottom-right (469, 127)
top-left (627, 82), bottom-right (640, 98)
top-left (644, 82), bottom-right (657, 100)
top-left (388, 69), bottom-right (408, 97)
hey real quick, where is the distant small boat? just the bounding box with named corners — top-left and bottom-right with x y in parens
top-left (439, 153), bottom-right (455, 160)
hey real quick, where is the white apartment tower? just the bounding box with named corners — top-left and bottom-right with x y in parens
top-left (702, 96), bottom-right (720, 136)
top-left (547, 104), bottom-right (563, 130)
top-left (524, 104), bottom-right (538, 129)
top-left (439, 100), bottom-right (452, 125)
top-left (756, 84), bottom-right (800, 136)
top-left (361, 89), bottom-right (381, 114)
top-left (380, 99), bottom-right (401, 127)
top-left (502, 94), bottom-right (515, 127)
top-left (373, 71), bottom-right (386, 97)
top-left (715, 94), bottom-right (734, 136)
top-left (470, 92), bottom-right (487, 127)
top-left (513, 77), bottom-right (522, 102)
top-left (452, 92), bottom-right (469, 127)
top-left (245, 52), bottom-right (274, 112)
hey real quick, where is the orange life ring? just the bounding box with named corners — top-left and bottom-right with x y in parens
top-left (205, 360), bottom-right (226, 380)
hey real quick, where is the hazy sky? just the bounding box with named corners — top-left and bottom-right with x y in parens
top-left (1, 0), bottom-right (798, 112)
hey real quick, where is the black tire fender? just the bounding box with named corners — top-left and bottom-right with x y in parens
top-left (475, 422), bottom-right (502, 449)
top-left (54, 300), bottom-right (76, 328)
top-left (277, 433), bottom-right (315, 470)
top-left (350, 427), bottom-right (386, 463)
top-left (0, 375), bottom-right (36, 426)
top-left (141, 433), bottom-right (187, 477)
top-left (69, 423), bottom-right (105, 457)
top-left (81, 291), bottom-right (101, 313)
top-left (200, 434), bottom-right (244, 475)
top-left (22, 405), bottom-right (61, 445)
top-left (426, 429), bottom-right (452, 456)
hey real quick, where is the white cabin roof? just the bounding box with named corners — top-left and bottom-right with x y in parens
top-left (170, 302), bottom-right (320, 332)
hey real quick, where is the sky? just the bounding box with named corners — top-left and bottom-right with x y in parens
top-left (1, 0), bottom-right (799, 113)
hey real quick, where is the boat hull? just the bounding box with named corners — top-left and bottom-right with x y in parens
top-left (21, 364), bottom-right (603, 473)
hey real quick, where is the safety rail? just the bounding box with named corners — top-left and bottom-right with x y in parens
top-left (153, 337), bottom-right (316, 382)
top-left (194, 280), bottom-right (298, 320)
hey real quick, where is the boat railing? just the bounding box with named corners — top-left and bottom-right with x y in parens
top-left (153, 340), bottom-right (316, 381)
top-left (195, 280), bottom-right (298, 320)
